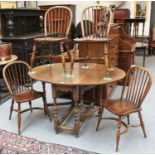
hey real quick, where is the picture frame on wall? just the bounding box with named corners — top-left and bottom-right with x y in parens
top-left (135, 1), bottom-right (147, 19)
top-left (16, 1), bottom-right (38, 9)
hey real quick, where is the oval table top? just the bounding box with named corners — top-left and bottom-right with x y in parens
top-left (29, 63), bottom-right (126, 86)
top-left (0, 55), bottom-right (18, 66)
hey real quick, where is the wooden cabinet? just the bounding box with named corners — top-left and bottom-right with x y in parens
top-left (0, 9), bottom-right (45, 63)
top-left (76, 35), bottom-right (120, 100)
top-left (114, 9), bottom-right (130, 27)
top-left (76, 24), bottom-right (135, 102)
top-left (0, 9), bottom-right (45, 104)
top-left (0, 9), bottom-right (44, 37)
top-left (110, 24), bottom-right (135, 73)
top-left (119, 52), bottom-right (134, 72)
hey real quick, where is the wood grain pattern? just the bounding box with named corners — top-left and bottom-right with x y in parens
top-left (29, 62), bottom-right (125, 136)
top-left (29, 63), bottom-right (125, 86)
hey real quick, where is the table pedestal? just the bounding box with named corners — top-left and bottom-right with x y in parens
top-left (52, 84), bottom-right (99, 136)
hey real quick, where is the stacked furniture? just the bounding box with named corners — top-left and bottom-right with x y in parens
top-left (75, 24), bottom-right (135, 101)
top-left (0, 7), bottom-right (135, 102)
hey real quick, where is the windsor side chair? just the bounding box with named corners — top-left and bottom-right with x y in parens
top-left (33, 6), bottom-right (73, 58)
top-left (96, 65), bottom-right (152, 151)
top-left (3, 61), bottom-right (51, 134)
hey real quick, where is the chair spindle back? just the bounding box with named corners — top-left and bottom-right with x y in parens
top-left (3, 61), bottom-right (32, 95)
top-left (121, 66), bottom-right (152, 108)
top-left (81, 5), bottom-right (112, 38)
top-left (44, 6), bottom-right (72, 38)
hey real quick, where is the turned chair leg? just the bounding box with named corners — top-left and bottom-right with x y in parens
top-left (138, 111), bottom-right (147, 138)
top-left (96, 106), bottom-right (104, 131)
top-left (9, 99), bottom-right (14, 120)
top-left (42, 82), bottom-right (47, 115)
top-left (17, 103), bottom-right (21, 135)
top-left (28, 101), bottom-right (32, 113)
top-left (143, 47), bottom-right (147, 67)
top-left (127, 115), bottom-right (130, 125)
top-left (116, 116), bottom-right (122, 152)
top-left (42, 96), bottom-right (51, 121)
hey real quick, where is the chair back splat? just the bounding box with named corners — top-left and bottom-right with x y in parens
top-left (121, 66), bottom-right (152, 108)
top-left (44, 6), bottom-right (72, 38)
top-left (3, 61), bottom-right (32, 96)
top-left (81, 5), bottom-right (112, 38)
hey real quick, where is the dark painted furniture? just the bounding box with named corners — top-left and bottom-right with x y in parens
top-left (0, 9), bottom-right (45, 63)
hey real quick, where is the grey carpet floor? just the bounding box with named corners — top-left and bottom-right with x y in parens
top-left (0, 56), bottom-right (155, 153)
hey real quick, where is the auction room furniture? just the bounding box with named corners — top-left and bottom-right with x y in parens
top-left (74, 5), bottom-right (135, 102)
top-left (30, 53), bottom-right (72, 107)
top-left (96, 65), bottom-right (152, 151)
top-left (39, 4), bottom-right (76, 43)
top-left (31, 6), bottom-right (73, 107)
top-left (0, 8), bottom-right (45, 63)
top-left (32, 6), bottom-right (73, 59)
top-left (3, 60), bottom-right (51, 135)
top-left (113, 9), bottom-right (130, 27)
top-left (29, 62), bottom-right (125, 136)
top-left (124, 18), bottom-right (149, 66)
top-left (74, 5), bottom-right (114, 103)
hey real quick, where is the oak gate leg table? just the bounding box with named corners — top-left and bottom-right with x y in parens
top-left (29, 62), bottom-right (125, 136)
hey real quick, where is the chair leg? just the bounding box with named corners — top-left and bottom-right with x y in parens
top-left (127, 115), bottom-right (130, 125)
top-left (9, 99), bottom-right (14, 120)
top-left (17, 103), bottom-right (21, 135)
top-left (42, 82), bottom-right (47, 115)
top-left (28, 101), bottom-right (32, 113)
top-left (138, 111), bottom-right (147, 138)
top-left (42, 96), bottom-right (51, 121)
top-left (96, 105), bottom-right (104, 131)
top-left (143, 47), bottom-right (146, 67)
top-left (96, 86), bottom-right (103, 131)
top-left (116, 116), bottom-right (122, 152)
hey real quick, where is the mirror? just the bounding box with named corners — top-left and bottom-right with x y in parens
top-left (135, 1), bottom-right (147, 19)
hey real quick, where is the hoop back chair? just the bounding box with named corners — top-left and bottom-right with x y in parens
top-left (79, 5), bottom-right (112, 68)
top-left (32, 6), bottom-right (73, 107)
top-left (124, 18), bottom-right (149, 67)
top-left (3, 61), bottom-right (51, 134)
top-left (33, 6), bottom-right (73, 57)
top-left (96, 65), bottom-right (152, 151)
top-left (81, 5), bottom-right (112, 38)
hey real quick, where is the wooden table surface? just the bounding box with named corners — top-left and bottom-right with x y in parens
top-left (29, 62), bottom-right (126, 136)
top-left (29, 62), bottom-right (126, 86)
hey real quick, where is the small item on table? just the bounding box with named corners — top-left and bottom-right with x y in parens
top-left (0, 42), bottom-right (12, 61)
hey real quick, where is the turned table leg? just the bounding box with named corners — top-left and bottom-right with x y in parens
top-left (79, 86), bottom-right (84, 121)
top-left (52, 85), bottom-right (59, 134)
top-left (73, 86), bottom-right (80, 137)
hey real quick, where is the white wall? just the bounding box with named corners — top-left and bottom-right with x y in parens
top-left (38, 1), bottom-right (151, 35)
